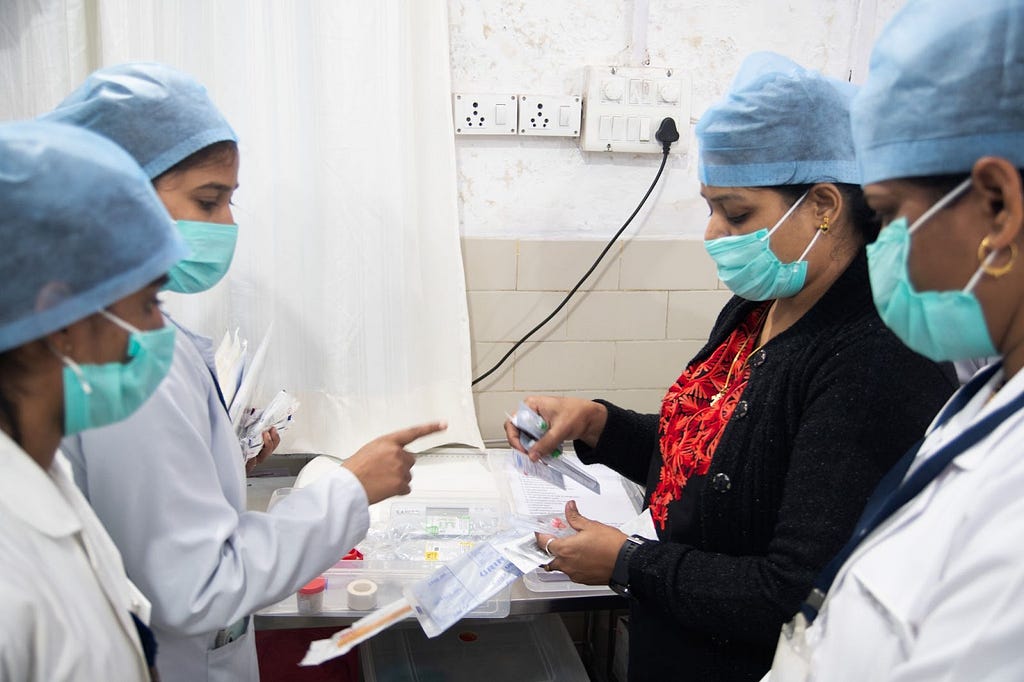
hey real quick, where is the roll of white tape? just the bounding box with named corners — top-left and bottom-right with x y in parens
top-left (346, 578), bottom-right (378, 610)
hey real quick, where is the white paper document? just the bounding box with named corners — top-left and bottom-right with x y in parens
top-left (502, 451), bottom-right (640, 527)
top-left (228, 323), bottom-right (273, 430)
top-left (214, 329), bottom-right (247, 409)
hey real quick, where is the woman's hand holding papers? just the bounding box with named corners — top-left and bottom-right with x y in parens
top-left (245, 427), bottom-right (281, 474)
top-left (535, 501), bottom-right (627, 585)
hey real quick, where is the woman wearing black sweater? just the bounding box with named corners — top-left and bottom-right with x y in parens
top-left (508, 52), bottom-right (957, 682)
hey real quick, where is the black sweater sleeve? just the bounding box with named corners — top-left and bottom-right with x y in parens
top-left (574, 400), bottom-right (660, 486)
top-left (623, 337), bottom-right (955, 643)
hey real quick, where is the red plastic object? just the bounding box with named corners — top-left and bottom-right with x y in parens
top-left (298, 576), bottom-right (326, 595)
top-left (341, 548), bottom-right (364, 561)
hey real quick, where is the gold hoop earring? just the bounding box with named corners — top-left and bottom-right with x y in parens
top-left (818, 215), bottom-right (831, 232)
top-left (977, 236), bottom-right (1018, 278)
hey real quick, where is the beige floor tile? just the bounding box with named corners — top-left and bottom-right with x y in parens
top-left (517, 240), bottom-right (620, 291)
top-left (566, 291), bottom-right (667, 340)
top-left (612, 340), bottom-right (705, 388)
top-left (619, 240), bottom-right (718, 290)
top-left (513, 341), bottom-right (616, 392)
top-left (666, 290), bottom-right (733, 340)
top-left (467, 291), bottom-right (568, 342)
top-left (462, 238), bottom-right (518, 291)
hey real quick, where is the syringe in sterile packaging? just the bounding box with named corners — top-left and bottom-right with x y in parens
top-left (301, 532), bottom-right (548, 666)
top-left (300, 598), bottom-right (413, 666)
top-left (509, 403), bottom-right (601, 494)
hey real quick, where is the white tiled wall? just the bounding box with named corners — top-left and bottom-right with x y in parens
top-left (464, 237), bottom-right (730, 441)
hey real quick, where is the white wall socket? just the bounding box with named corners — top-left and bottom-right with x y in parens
top-left (580, 65), bottom-right (691, 154)
top-left (453, 93), bottom-right (518, 135)
top-left (517, 95), bottom-right (582, 137)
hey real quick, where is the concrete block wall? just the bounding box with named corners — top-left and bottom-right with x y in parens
top-left (464, 237), bottom-right (731, 442)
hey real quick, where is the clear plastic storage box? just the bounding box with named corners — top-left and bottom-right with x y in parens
top-left (259, 451), bottom-right (514, 620)
top-left (360, 614), bottom-right (589, 682)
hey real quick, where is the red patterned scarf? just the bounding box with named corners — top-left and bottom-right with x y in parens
top-left (650, 305), bottom-right (768, 530)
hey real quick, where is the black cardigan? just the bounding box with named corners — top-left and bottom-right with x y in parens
top-left (576, 252), bottom-right (957, 682)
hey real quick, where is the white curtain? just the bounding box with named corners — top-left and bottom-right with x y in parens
top-left (0, 0), bottom-right (483, 456)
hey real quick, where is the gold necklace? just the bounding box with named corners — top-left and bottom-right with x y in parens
top-left (710, 311), bottom-right (769, 406)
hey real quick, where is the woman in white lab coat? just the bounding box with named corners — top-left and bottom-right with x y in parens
top-left (766, 1), bottom-right (1024, 679)
top-left (0, 121), bottom-right (190, 681)
top-left (45, 63), bottom-right (446, 682)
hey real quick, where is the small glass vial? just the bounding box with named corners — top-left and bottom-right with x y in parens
top-left (297, 576), bottom-right (326, 615)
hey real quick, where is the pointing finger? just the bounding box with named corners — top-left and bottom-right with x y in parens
top-left (388, 420), bottom-right (448, 447)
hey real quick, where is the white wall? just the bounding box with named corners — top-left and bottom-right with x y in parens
top-left (451, 1), bottom-right (911, 440)
top-left (449, 0), bottom-right (906, 239)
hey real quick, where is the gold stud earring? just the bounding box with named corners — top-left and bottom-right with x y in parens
top-left (818, 215), bottom-right (831, 232)
top-left (977, 236), bottom-right (1017, 278)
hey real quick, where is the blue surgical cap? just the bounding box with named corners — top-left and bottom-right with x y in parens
top-left (42, 62), bottom-right (237, 179)
top-left (696, 52), bottom-right (860, 187)
top-left (851, 0), bottom-right (1024, 184)
top-left (0, 121), bottom-right (188, 353)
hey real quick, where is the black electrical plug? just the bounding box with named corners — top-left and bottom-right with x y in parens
top-left (656, 117), bottom-right (680, 153)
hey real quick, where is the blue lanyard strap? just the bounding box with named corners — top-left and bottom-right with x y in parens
top-left (803, 362), bottom-right (1023, 622)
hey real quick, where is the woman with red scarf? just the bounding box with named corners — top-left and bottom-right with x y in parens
top-left (507, 52), bottom-right (957, 682)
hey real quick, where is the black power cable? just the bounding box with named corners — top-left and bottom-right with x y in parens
top-left (472, 117), bottom-right (681, 386)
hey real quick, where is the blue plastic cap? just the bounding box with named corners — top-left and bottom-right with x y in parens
top-left (0, 121), bottom-right (188, 352)
top-left (42, 62), bottom-right (237, 179)
top-left (697, 52), bottom-right (860, 187)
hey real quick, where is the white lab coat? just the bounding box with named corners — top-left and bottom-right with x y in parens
top-left (0, 434), bottom-right (151, 681)
top-left (62, 320), bottom-right (370, 682)
top-left (769, 365), bottom-right (1024, 681)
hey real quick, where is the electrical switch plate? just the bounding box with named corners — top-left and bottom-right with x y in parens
top-left (453, 93), bottom-right (519, 135)
top-left (580, 66), bottom-right (691, 153)
top-left (517, 95), bottom-right (582, 137)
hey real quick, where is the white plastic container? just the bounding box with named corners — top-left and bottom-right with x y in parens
top-left (296, 576), bottom-right (326, 615)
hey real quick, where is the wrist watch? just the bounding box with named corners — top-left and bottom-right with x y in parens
top-left (609, 535), bottom-right (646, 597)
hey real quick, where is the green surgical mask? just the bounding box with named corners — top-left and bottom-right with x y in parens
top-left (867, 178), bottom-right (998, 362)
top-left (163, 220), bottom-right (238, 293)
top-left (57, 310), bottom-right (176, 434)
top-left (704, 192), bottom-right (823, 301)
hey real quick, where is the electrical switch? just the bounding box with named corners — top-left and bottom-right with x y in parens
top-left (580, 65), bottom-right (691, 153)
top-left (629, 79), bottom-right (642, 104)
top-left (516, 95), bottom-right (580, 137)
top-left (602, 79), bottom-right (624, 102)
top-left (612, 116), bottom-right (627, 140)
top-left (659, 82), bottom-right (681, 103)
top-left (627, 117), bottom-right (640, 140)
top-left (453, 93), bottom-right (518, 136)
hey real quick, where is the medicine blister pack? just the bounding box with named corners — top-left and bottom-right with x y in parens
top-left (360, 499), bottom-right (505, 563)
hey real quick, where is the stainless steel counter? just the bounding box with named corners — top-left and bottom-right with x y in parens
top-left (246, 455), bottom-right (626, 632)
top-left (255, 580), bottom-right (623, 630)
